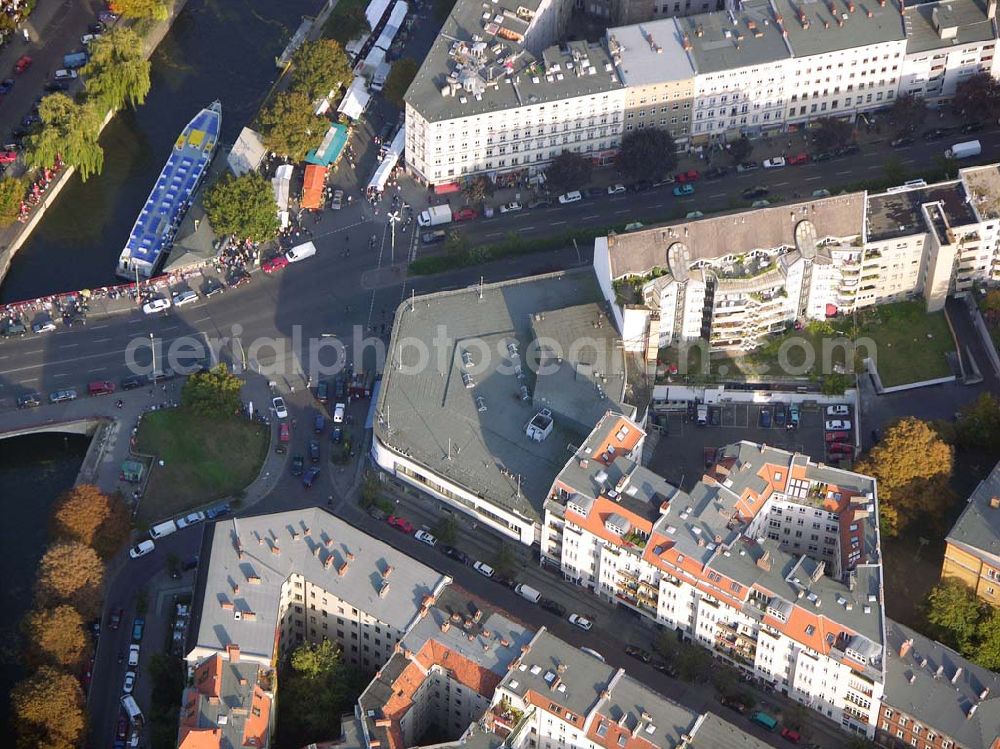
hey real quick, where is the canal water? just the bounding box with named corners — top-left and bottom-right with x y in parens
top-left (0, 432), bottom-right (90, 734)
top-left (0, 0), bottom-right (318, 303)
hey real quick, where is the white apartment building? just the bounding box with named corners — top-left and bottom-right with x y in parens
top-left (900, 0), bottom-right (1000, 106)
top-left (595, 165), bottom-right (1000, 354)
top-left (541, 412), bottom-right (887, 738)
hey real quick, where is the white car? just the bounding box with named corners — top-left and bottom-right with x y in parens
top-left (763, 156), bottom-right (786, 169)
top-left (473, 561), bottom-right (495, 578)
top-left (172, 289), bottom-right (198, 307)
top-left (122, 671), bottom-right (136, 694)
top-left (272, 396), bottom-right (288, 419)
top-left (129, 540), bottom-right (155, 559)
top-left (176, 511), bottom-right (205, 529)
top-left (499, 201), bottom-right (522, 214)
top-left (81, 33), bottom-right (101, 44)
top-left (826, 405), bottom-right (850, 417)
top-left (607, 184), bottom-right (626, 195)
top-left (333, 402), bottom-right (345, 423)
top-left (128, 644), bottom-right (140, 667)
top-left (331, 189), bottom-right (344, 210)
top-left (825, 419), bottom-right (852, 431)
top-left (142, 297), bottom-right (171, 315)
top-left (558, 190), bottom-right (582, 204)
top-left (568, 614), bottom-right (593, 631)
top-left (415, 530), bottom-right (437, 547)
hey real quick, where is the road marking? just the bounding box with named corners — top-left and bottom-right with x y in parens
top-left (866, 164), bottom-right (883, 170)
top-left (90, 324), bottom-right (109, 330)
top-left (774, 182), bottom-right (789, 187)
top-left (901, 159), bottom-right (916, 165)
top-left (521, 226), bottom-right (536, 231)
top-left (52, 372), bottom-right (68, 378)
top-left (93, 337), bottom-right (112, 343)
top-left (836, 170), bottom-right (851, 175)
top-left (709, 193), bottom-right (726, 198)
top-left (582, 214), bottom-right (600, 220)
top-left (805, 176), bottom-right (822, 181)
top-left (87, 367), bottom-right (107, 373)
top-left (192, 315), bottom-right (211, 323)
top-left (484, 232), bottom-right (502, 238)
top-left (551, 220), bottom-right (567, 225)
top-left (61, 343), bottom-right (80, 349)
top-left (614, 209), bottom-right (629, 215)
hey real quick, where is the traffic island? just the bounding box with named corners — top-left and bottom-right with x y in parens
top-left (133, 409), bottom-right (268, 527)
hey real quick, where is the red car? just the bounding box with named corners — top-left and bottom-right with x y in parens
top-left (824, 430), bottom-right (849, 443)
top-left (674, 169), bottom-right (700, 183)
top-left (788, 152), bottom-right (810, 165)
top-left (387, 515), bottom-right (414, 533)
top-left (780, 727), bottom-right (801, 743)
top-left (14, 55), bottom-right (32, 74)
top-left (453, 206), bottom-right (478, 222)
top-left (262, 255), bottom-right (289, 274)
top-left (828, 442), bottom-right (853, 455)
top-left (0, 150), bottom-right (18, 164)
top-left (116, 714), bottom-right (128, 741)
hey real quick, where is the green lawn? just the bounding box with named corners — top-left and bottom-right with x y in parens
top-left (856, 301), bottom-right (954, 387)
top-left (134, 409), bottom-right (268, 526)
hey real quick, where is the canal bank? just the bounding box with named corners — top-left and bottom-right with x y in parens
top-left (0, 0), bottom-right (320, 303)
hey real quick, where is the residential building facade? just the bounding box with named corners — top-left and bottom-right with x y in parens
top-left (942, 459), bottom-right (1000, 607)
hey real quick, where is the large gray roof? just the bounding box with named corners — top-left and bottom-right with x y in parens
top-left (884, 619), bottom-right (1000, 749)
top-left (606, 19), bottom-right (695, 86)
top-left (774, 0), bottom-right (906, 57)
top-left (189, 508), bottom-right (450, 662)
top-left (374, 270), bottom-right (629, 522)
top-left (675, 0), bottom-right (791, 74)
top-left (946, 458), bottom-right (1000, 563)
top-left (905, 0), bottom-right (998, 55)
top-left (691, 713), bottom-right (772, 748)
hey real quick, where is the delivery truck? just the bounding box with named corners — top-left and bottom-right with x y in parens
top-left (945, 140), bottom-right (981, 160)
top-left (417, 204), bottom-right (453, 228)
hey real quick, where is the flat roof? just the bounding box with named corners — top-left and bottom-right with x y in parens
top-left (606, 19), bottom-right (695, 86)
top-left (675, 0), bottom-right (791, 74)
top-left (905, 0), bottom-right (997, 54)
top-left (375, 270), bottom-right (628, 522)
top-left (188, 508), bottom-right (450, 662)
top-left (774, 0), bottom-right (906, 57)
top-left (865, 180), bottom-right (976, 242)
top-left (691, 713), bottom-right (773, 748)
top-left (962, 164), bottom-right (1000, 222)
top-left (946, 458), bottom-right (1000, 562)
top-left (404, 0), bottom-right (624, 124)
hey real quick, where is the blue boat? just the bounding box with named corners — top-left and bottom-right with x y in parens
top-left (116, 101), bottom-right (222, 280)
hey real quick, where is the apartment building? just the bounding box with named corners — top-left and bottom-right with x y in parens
top-left (371, 269), bottom-right (632, 545)
top-left (541, 412), bottom-right (886, 738)
top-left (185, 508), bottom-right (451, 673)
top-left (177, 649), bottom-right (273, 749)
top-left (594, 165), bottom-right (1000, 354)
top-left (942, 459), bottom-right (1000, 607)
top-left (900, 0), bottom-right (1000, 107)
top-left (878, 620), bottom-right (1000, 749)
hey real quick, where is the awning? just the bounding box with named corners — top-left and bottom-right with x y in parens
top-left (337, 76), bottom-right (371, 120)
top-left (365, 0), bottom-right (392, 28)
top-left (272, 163), bottom-right (293, 211)
top-left (301, 164), bottom-right (327, 210)
top-left (373, 1), bottom-right (408, 51)
top-left (367, 126), bottom-right (405, 193)
top-left (305, 123), bottom-right (349, 167)
top-left (227, 127), bottom-right (266, 177)
top-left (434, 182), bottom-right (461, 195)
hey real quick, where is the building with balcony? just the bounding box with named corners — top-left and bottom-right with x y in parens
top-left (942, 459), bottom-right (1000, 607)
top-left (542, 415), bottom-right (887, 738)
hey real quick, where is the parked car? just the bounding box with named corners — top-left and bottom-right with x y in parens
top-left (330, 427), bottom-right (343, 443)
top-left (774, 407), bottom-right (786, 428)
top-left (736, 160), bottom-right (759, 172)
top-left (674, 169), bottom-right (699, 183)
top-left (129, 540), bottom-right (154, 559)
top-left (203, 278), bottom-right (225, 297)
top-left (721, 697), bottom-right (747, 714)
top-left (828, 442), bottom-right (853, 455)
top-left (453, 206), bottom-right (477, 221)
top-left (473, 560), bottom-right (495, 577)
top-left (290, 455), bottom-right (305, 476)
top-left (128, 644), bottom-right (140, 667)
top-left (88, 380), bottom-right (116, 396)
top-left (49, 389), bottom-right (78, 404)
top-left (308, 439), bottom-right (321, 463)
top-left (672, 184), bottom-right (694, 196)
top-left (890, 135), bottom-right (915, 148)
top-left (624, 644), bottom-right (652, 663)
top-left (759, 407), bottom-right (772, 428)
top-left (499, 201), bottom-right (523, 213)
top-left (272, 396), bottom-right (288, 419)
top-left (314, 412), bottom-right (325, 434)
top-left (414, 530), bottom-right (437, 546)
top-left (763, 156), bottom-right (786, 168)
top-left (825, 430), bottom-right (850, 443)
top-left (528, 197), bottom-right (552, 209)
top-left (1, 316), bottom-right (26, 336)
top-left (568, 613), bottom-right (593, 631)
top-left (387, 515), bottom-right (414, 533)
top-left (31, 317), bottom-right (56, 333)
top-left (826, 405), bottom-right (850, 417)
top-left (421, 229), bottom-right (447, 244)
top-left (204, 503), bottom-right (230, 519)
top-left (121, 375), bottom-right (145, 390)
top-left (262, 255), bottom-right (290, 274)
top-left (607, 183), bottom-right (626, 194)
top-left (787, 152), bottom-right (810, 165)
top-left (837, 143), bottom-right (860, 156)
top-left (122, 671), bottom-right (136, 695)
top-left (558, 190), bottom-right (582, 204)
top-left (825, 419), bottom-right (852, 431)
top-left (14, 55), bottom-right (32, 74)
top-left (441, 545), bottom-right (470, 564)
top-left (142, 297), bottom-right (171, 315)
top-left (330, 188), bottom-right (344, 209)
top-left (17, 392), bottom-right (41, 409)
top-left (0, 78), bottom-right (13, 95)
top-left (540, 598), bottom-right (566, 616)
top-left (780, 727), bottom-right (801, 743)
top-left (333, 402), bottom-right (345, 423)
top-left (302, 466), bottom-right (320, 488)
top-left (109, 608), bottom-right (123, 630)
top-left (176, 511), bottom-right (205, 529)
top-left (742, 186), bottom-right (770, 200)
top-left (704, 166), bottom-right (729, 179)
top-left (961, 121), bottom-right (985, 134)
top-left (316, 380), bottom-right (329, 403)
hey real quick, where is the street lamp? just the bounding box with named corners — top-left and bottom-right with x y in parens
top-left (388, 210), bottom-right (402, 265)
top-left (149, 333), bottom-right (157, 385)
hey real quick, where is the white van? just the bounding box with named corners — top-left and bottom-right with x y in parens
top-left (149, 519), bottom-right (178, 539)
top-left (121, 694), bottom-right (144, 728)
top-left (285, 241), bottom-right (317, 263)
top-left (514, 583), bottom-right (541, 603)
top-left (54, 69), bottom-right (78, 81)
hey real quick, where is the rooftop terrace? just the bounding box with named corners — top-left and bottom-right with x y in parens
top-left (865, 180), bottom-right (976, 242)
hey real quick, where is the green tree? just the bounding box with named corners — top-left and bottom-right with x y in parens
top-left (258, 91), bottom-right (327, 161)
top-left (110, 0), bottom-right (169, 20)
top-left (181, 364), bottom-right (243, 418)
top-left (492, 543), bottom-right (518, 578)
top-left (82, 27), bottom-right (151, 112)
top-left (433, 516), bottom-right (458, 546)
top-left (35, 541), bottom-right (105, 617)
top-left (278, 640), bottom-right (365, 747)
top-left (954, 393), bottom-right (1000, 455)
top-left (727, 135), bottom-right (753, 165)
top-left (616, 127), bottom-right (677, 182)
top-left (924, 579), bottom-right (983, 653)
top-left (203, 171), bottom-right (279, 242)
top-left (982, 289), bottom-right (1000, 315)
top-left (952, 72), bottom-right (1000, 122)
top-left (22, 605), bottom-right (89, 669)
top-left (147, 655), bottom-right (185, 749)
top-left (854, 417), bottom-right (954, 536)
top-left (0, 176), bottom-right (23, 225)
top-left (25, 94), bottom-right (104, 181)
top-left (974, 608), bottom-right (1000, 669)
top-left (883, 155), bottom-right (907, 186)
top-left (462, 175), bottom-right (494, 205)
top-left (11, 665), bottom-right (86, 749)
top-left (545, 149), bottom-right (592, 191)
top-left (884, 93), bottom-right (927, 137)
top-left (811, 116), bottom-right (855, 152)
top-left (291, 39), bottom-right (352, 101)
top-left (383, 58), bottom-right (419, 107)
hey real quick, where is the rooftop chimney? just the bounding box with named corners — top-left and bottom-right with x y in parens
top-left (338, 562), bottom-right (349, 576)
top-left (990, 495), bottom-right (1000, 509)
top-left (756, 550), bottom-right (773, 572)
top-left (899, 638), bottom-right (913, 658)
top-left (227, 644), bottom-right (241, 663)
top-left (952, 667), bottom-right (964, 684)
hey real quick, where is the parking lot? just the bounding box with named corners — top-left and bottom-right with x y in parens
top-left (648, 400), bottom-right (851, 491)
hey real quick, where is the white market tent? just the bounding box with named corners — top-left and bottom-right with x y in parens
top-left (365, 0), bottom-right (392, 29)
top-left (272, 163), bottom-right (293, 212)
top-left (373, 1), bottom-right (408, 51)
top-left (227, 127), bottom-right (266, 177)
top-left (338, 76), bottom-right (372, 120)
top-left (366, 126), bottom-right (405, 194)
